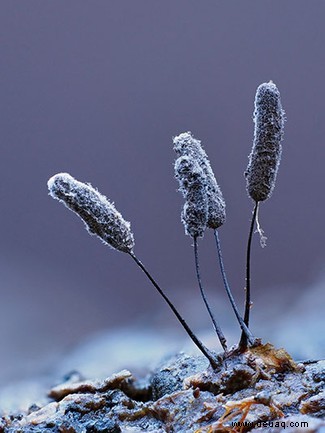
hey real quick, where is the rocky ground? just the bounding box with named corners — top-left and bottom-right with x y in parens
top-left (0, 343), bottom-right (324, 433)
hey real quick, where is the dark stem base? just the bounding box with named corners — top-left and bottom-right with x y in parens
top-left (239, 201), bottom-right (259, 350)
top-left (128, 251), bottom-right (220, 369)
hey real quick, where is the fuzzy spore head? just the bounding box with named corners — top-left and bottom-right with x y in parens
top-left (245, 81), bottom-right (285, 202)
top-left (173, 132), bottom-right (226, 230)
top-left (174, 155), bottom-right (208, 238)
top-left (48, 173), bottom-right (135, 253)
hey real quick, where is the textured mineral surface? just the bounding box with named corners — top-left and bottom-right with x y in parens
top-left (1, 344), bottom-right (324, 433)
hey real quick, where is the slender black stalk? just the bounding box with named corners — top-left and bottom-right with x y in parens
top-left (214, 229), bottom-right (256, 346)
top-left (128, 251), bottom-right (219, 369)
top-left (239, 201), bottom-right (259, 349)
top-left (193, 237), bottom-right (228, 352)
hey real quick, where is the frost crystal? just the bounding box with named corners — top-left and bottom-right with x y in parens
top-left (245, 81), bottom-right (285, 202)
top-left (173, 132), bottom-right (225, 229)
top-left (174, 156), bottom-right (208, 238)
top-left (48, 173), bottom-right (135, 253)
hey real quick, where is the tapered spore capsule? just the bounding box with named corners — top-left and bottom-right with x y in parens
top-left (174, 155), bottom-right (208, 238)
top-left (48, 173), bottom-right (134, 253)
top-left (173, 132), bottom-right (225, 229)
top-left (245, 81), bottom-right (285, 202)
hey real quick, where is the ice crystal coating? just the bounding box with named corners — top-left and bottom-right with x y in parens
top-left (48, 173), bottom-right (135, 253)
top-left (174, 156), bottom-right (208, 238)
top-left (173, 132), bottom-right (225, 229)
top-left (245, 81), bottom-right (285, 202)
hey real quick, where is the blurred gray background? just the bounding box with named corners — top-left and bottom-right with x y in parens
top-left (1, 1), bottom-right (324, 387)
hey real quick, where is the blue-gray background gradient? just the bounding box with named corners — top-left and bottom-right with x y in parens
top-left (1, 1), bottom-right (324, 384)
